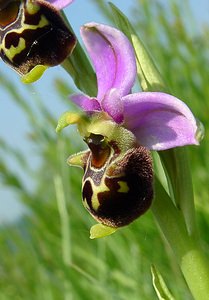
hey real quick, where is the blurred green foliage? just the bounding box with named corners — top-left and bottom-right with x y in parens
top-left (0, 0), bottom-right (209, 299)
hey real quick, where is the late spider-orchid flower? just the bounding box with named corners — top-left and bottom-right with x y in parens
top-left (0, 0), bottom-right (76, 82)
top-left (57, 23), bottom-right (199, 237)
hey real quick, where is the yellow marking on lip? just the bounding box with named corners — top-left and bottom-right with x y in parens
top-left (83, 177), bottom-right (110, 212)
top-left (0, 14), bottom-right (49, 59)
top-left (117, 181), bottom-right (129, 193)
top-left (22, 14), bottom-right (49, 30)
top-left (4, 37), bottom-right (25, 60)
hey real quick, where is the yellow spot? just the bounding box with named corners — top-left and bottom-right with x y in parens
top-left (26, 2), bottom-right (40, 15)
top-left (21, 65), bottom-right (48, 83)
top-left (4, 37), bottom-right (25, 61)
top-left (91, 180), bottom-right (110, 211)
top-left (91, 192), bottom-right (101, 211)
top-left (118, 181), bottom-right (129, 193)
top-left (36, 15), bottom-right (49, 29)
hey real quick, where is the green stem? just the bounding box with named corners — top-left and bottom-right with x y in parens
top-left (152, 179), bottom-right (209, 300)
top-left (181, 248), bottom-right (209, 300)
top-left (159, 148), bottom-right (197, 239)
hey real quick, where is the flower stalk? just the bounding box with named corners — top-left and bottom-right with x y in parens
top-left (153, 179), bottom-right (209, 300)
top-left (159, 148), bottom-right (198, 238)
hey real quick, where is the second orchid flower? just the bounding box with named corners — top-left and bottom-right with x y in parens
top-left (0, 0), bottom-right (76, 82)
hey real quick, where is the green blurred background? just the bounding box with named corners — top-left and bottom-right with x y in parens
top-left (0, 0), bottom-right (209, 299)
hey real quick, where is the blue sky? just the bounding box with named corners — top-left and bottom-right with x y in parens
top-left (0, 0), bottom-right (209, 222)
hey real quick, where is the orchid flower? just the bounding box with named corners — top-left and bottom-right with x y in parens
top-left (0, 0), bottom-right (76, 83)
top-left (57, 23), bottom-right (199, 238)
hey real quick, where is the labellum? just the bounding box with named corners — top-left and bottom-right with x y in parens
top-left (0, 0), bottom-right (76, 79)
top-left (80, 134), bottom-right (153, 228)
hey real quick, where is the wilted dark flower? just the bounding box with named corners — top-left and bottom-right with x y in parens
top-left (0, 0), bottom-right (76, 82)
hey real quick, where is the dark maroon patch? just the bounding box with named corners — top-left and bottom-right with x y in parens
top-left (4, 30), bottom-right (20, 48)
top-left (82, 180), bottom-right (93, 210)
top-left (0, 1), bottom-right (20, 28)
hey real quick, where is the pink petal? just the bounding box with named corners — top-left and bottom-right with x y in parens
top-left (47, 0), bottom-right (74, 10)
top-left (122, 92), bottom-right (198, 150)
top-left (70, 94), bottom-right (101, 111)
top-left (80, 23), bottom-right (137, 101)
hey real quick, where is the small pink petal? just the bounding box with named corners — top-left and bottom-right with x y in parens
top-left (122, 92), bottom-right (198, 150)
top-left (70, 94), bottom-right (101, 111)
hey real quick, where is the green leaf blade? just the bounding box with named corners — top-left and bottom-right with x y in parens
top-left (151, 265), bottom-right (175, 300)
